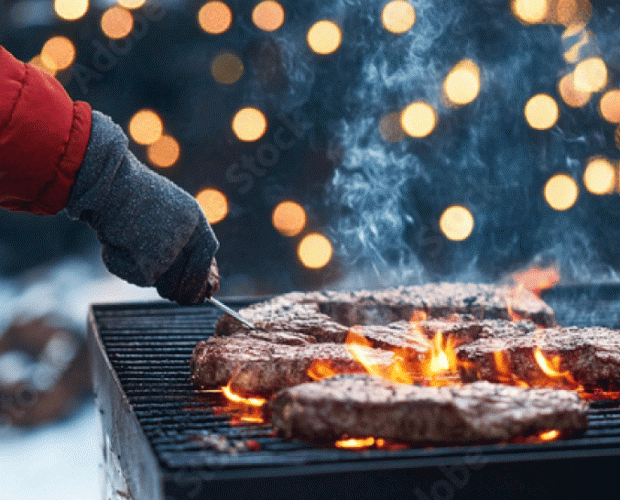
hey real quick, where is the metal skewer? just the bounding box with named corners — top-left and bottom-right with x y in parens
top-left (206, 297), bottom-right (256, 330)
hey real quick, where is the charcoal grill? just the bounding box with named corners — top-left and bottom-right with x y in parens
top-left (90, 290), bottom-right (620, 500)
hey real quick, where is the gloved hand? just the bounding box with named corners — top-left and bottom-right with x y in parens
top-left (65, 111), bottom-right (219, 305)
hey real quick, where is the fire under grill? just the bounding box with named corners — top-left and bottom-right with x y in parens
top-left (90, 291), bottom-right (620, 500)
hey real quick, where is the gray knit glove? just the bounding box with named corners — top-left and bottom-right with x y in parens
top-left (65, 111), bottom-right (219, 304)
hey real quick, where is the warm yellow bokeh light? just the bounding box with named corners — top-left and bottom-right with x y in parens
top-left (252, 1), bottom-right (285, 32)
top-left (147, 135), bottom-right (180, 168)
top-left (41, 36), bottom-right (76, 71)
top-left (232, 107), bottom-right (267, 142)
top-left (101, 6), bottom-right (134, 39)
top-left (444, 59), bottom-right (480, 106)
top-left (511, 0), bottom-right (548, 23)
top-left (54, 0), bottom-right (88, 20)
top-left (272, 201), bottom-right (307, 237)
top-left (118, 0), bottom-right (147, 9)
top-left (128, 110), bottom-right (163, 145)
top-left (583, 158), bottom-right (615, 195)
top-left (298, 233), bottom-right (333, 269)
top-left (574, 57), bottom-right (607, 93)
top-left (439, 205), bottom-right (474, 242)
top-left (544, 174), bottom-right (579, 210)
top-left (401, 102), bottom-right (437, 138)
top-left (524, 94), bottom-right (559, 130)
top-left (307, 20), bottom-right (342, 55)
top-left (381, 1), bottom-right (415, 34)
top-left (558, 72), bottom-right (591, 107)
top-left (198, 1), bottom-right (233, 34)
top-left (211, 52), bottom-right (244, 84)
top-left (29, 55), bottom-right (57, 76)
top-left (379, 112), bottom-right (405, 143)
top-left (599, 89), bottom-right (620, 124)
top-left (196, 188), bottom-right (229, 224)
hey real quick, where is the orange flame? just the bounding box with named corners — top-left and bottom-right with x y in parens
top-left (493, 350), bottom-right (530, 387)
top-left (307, 360), bottom-right (341, 381)
top-left (510, 264), bottom-right (560, 297)
top-left (539, 429), bottom-right (560, 441)
top-left (335, 437), bottom-right (375, 449)
top-left (221, 383), bottom-right (267, 407)
top-left (533, 348), bottom-right (577, 385)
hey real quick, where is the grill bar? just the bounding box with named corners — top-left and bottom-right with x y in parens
top-left (90, 294), bottom-right (620, 500)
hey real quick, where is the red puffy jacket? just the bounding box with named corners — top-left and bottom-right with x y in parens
top-left (0, 46), bottom-right (92, 215)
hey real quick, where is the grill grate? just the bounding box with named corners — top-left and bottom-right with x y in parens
top-left (90, 297), bottom-right (620, 500)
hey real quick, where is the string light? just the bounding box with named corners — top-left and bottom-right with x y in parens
top-left (147, 135), bottom-right (180, 168)
top-left (381, 1), bottom-right (415, 34)
top-left (128, 110), bottom-right (163, 145)
top-left (444, 59), bottom-right (481, 106)
top-left (198, 1), bottom-right (233, 34)
top-left (298, 233), bottom-right (333, 269)
top-left (583, 158), bottom-right (615, 195)
top-left (599, 89), bottom-right (620, 123)
top-left (401, 102), bottom-right (437, 138)
top-left (196, 188), bottom-right (229, 224)
top-left (511, 0), bottom-right (548, 24)
top-left (101, 6), bottom-right (134, 39)
top-left (574, 57), bottom-right (607, 93)
top-left (41, 36), bottom-right (76, 71)
top-left (54, 0), bottom-right (88, 21)
top-left (211, 52), bottom-right (244, 84)
top-left (524, 93), bottom-right (559, 130)
top-left (307, 20), bottom-right (342, 55)
top-left (272, 201), bottom-right (306, 237)
top-left (439, 205), bottom-right (474, 241)
top-left (544, 174), bottom-right (578, 211)
top-left (232, 107), bottom-right (267, 142)
top-left (252, 1), bottom-right (285, 32)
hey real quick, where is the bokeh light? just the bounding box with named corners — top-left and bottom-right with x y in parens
top-left (252, 1), bottom-right (285, 32)
top-left (101, 6), bottom-right (134, 39)
top-left (118, 0), bottom-right (147, 8)
top-left (439, 205), bottom-right (474, 242)
top-left (307, 20), bottom-right (342, 55)
top-left (381, 1), bottom-right (415, 34)
top-left (196, 188), bottom-right (229, 224)
top-left (298, 233), bottom-right (333, 269)
top-left (562, 24), bottom-right (590, 63)
top-left (524, 93), bottom-right (559, 130)
top-left (544, 174), bottom-right (579, 210)
top-left (379, 112), bottom-right (405, 143)
top-left (583, 157), bottom-right (615, 195)
top-left (444, 59), bottom-right (481, 106)
top-left (272, 201), bottom-right (307, 237)
top-left (401, 102), bottom-right (437, 138)
top-left (211, 52), bottom-right (244, 84)
top-left (41, 36), bottom-right (76, 71)
top-left (558, 72), bottom-right (591, 107)
top-left (511, 0), bottom-right (548, 24)
top-left (29, 55), bottom-right (57, 76)
top-left (232, 107), bottom-right (267, 142)
top-left (198, 1), bottom-right (233, 34)
top-left (574, 57), bottom-right (608, 93)
top-left (128, 110), bottom-right (163, 145)
top-left (556, 0), bottom-right (592, 26)
top-left (147, 135), bottom-right (180, 168)
top-left (54, 0), bottom-right (88, 20)
top-left (599, 89), bottom-right (620, 123)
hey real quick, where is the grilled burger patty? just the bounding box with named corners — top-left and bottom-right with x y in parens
top-left (267, 374), bottom-right (588, 444)
top-left (458, 326), bottom-right (620, 389)
top-left (215, 283), bottom-right (556, 337)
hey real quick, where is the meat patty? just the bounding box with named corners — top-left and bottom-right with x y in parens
top-left (458, 326), bottom-right (620, 389)
top-left (190, 335), bottom-right (402, 397)
top-left (215, 283), bottom-right (555, 337)
top-left (267, 375), bottom-right (588, 444)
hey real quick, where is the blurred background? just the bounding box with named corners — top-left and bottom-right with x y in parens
top-left (1, 0), bottom-right (620, 498)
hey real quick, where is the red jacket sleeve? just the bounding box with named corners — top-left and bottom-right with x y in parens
top-left (0, 46), bottom-right (92, 215)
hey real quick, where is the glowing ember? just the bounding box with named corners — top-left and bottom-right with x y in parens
top-left (533, 348), bottom-right (577, 385)
top-left (307, 359), bottom-right (340, 380)
top-left (539, 429), bottom-right (560, 441)
top-left (335, 437), bottom-right (375, 449)
top-left (509, 264), bottom-right (560, 297)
